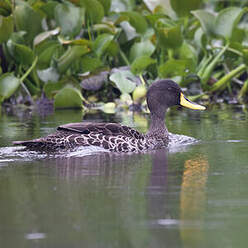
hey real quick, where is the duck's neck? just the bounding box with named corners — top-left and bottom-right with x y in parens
top-left (146, 111), bottom-right (168, 138)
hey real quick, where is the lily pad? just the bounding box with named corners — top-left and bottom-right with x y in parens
top-left (0, 15), bottom-right (13, 44)
top-left (110, 71), bottom-right (137, 93)
top-left (93, 34), bottom-right (114, 57)
top-left (158, 59), bottom-right (194, 78)
top-left (54, 87), bottom-right (83, 109)
top-left (0, 73), bottom-right (21, 102)
top-left (121, 11), bottom-right (148, 34)
top-left (6, 40), bottom-right (34, 65)
top-left (57, 45), bottom-right (90, 73)
top-left (131, 56), bottom-right (156, 75)
top-left (33, 27), bottom-right (60, 46)
top-left (14, 1), bottom-right (42, 43)
top-left (37, 67), bottom-right (60, 83)
top-left (214, 7), bottom-right (246, 40)
top-left (171, 0), bottom-right (203, 17)
top-left (55, 2), bottom-right (84, 37)
top-left (129, 40), bottom-right (155, 63)
top-left (191, 10), bottom-right (216, 36)
top-left (80, 0), bottom-right (104, 24)
top-left (156, 20), bottom-right (183, 50)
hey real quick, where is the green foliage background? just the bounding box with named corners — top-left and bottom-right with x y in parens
top-left (0, 0), bottom-right (248, 109)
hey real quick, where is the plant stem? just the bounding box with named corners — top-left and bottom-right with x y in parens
top-left (201, 44), bottom-right (229, 86)
top-left (20, 56), bottom-right (38, 82)
top-left (139, 74), bottom-right (146, 86)
top-left (119, 49), bottom-right (130, 66)
top-left (210, 63), bottom-right (247, 92)
top-left (238, 79), bottom-right (248, 102)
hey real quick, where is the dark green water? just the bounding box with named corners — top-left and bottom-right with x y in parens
top-left (0, 105), bottom-right (248, 248)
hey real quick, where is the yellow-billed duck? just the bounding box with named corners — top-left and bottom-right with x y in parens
top-left (13, 79), bottom-right (206, 152)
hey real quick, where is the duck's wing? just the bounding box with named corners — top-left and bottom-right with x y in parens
top-left (57, 122), bottom-right (143, 139)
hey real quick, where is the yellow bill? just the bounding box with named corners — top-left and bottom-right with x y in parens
top-left (180, 93), bottom-right (206, 110)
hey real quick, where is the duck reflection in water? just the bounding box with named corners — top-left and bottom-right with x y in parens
top-left (39, 148), bottom-right (208, 248)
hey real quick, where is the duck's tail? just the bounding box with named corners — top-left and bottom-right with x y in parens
top-left (13, 139), bottom-right (44, 149)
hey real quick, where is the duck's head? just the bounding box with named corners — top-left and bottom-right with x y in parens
top-left (147, 79), bottom-right (206, 118)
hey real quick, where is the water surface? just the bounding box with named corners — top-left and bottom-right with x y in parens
top-left (0, 106), bottom-right (248, 248)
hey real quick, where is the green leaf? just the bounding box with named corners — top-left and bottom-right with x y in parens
top-left (80, 0), bottom-right (104, 24)
top-left (110, 71), bottom-right (137, 93)
top-left (44, 81), bottom-right (65, 99)
top-left (0, 1), bottom-right (12, 17)
top-left (93, 34), bottom-right (114, 57)
top-left (131, 56), bottom-right (156, 75)
top-left (6, 40), bottom-right (34, 65)
top-left (191, 10), bottom-right (216, 36)
top-left (194, 27), bottom-right (207, 50)
top-left (35, 40), bottom-right (60, 69)
top-left (14, 1), bottom-right (42, 43)
top-left (98, 0), bottom-right (111, 15)
top-left (55, 2), bottom-right (84, 37)
top-left (39, 1), bottom-right (58, 19)
top-left (54, 87), bottom-right (83, 109)
top-left (178, 42), bottom-right (197, 68)
top-left (57, 45), bottom-right (90, 73)
top-left (156, 20), bottom-right (183, 50)
top-left (129, 40), bottom-right (155, 63)
top-left (0, 73), bottom-right (21, 102)
top-left (158, 59), bottom-right (194, 78)
top-left (33, 27), bottom-right (60, 46)
top-left (214, 7), bottom-right (246, 40)
top-left (80, 56), bottom-right (103, 73)
top-left (37, 67), bottom-right (60, 83)
top-left (0, 15), bottom-right (14, 44)
top-left (121, 11), bottom-right (148, 34)
top-left (170, 0), bottom-right (203, 17)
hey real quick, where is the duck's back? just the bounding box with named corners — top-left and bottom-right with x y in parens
top-left (13, 122), bottom-right (150, 152)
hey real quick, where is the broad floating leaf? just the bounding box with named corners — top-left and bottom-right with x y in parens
top-left (55, 2), bottom-right (84, 37)
top-left (54, 87), bottom-right (83, 109)
top-left (110, 71), bottom-right (137, 93)
top-left (79, 56), bottom-right (103, 73)
top-left (121, 11), bottom-right (148, 34)
top-left (0, 15), bottom-right (14, 44)
top-left (193, 7), bottom-right (247, 40)
top-left (44, 81), bottom-right (65, 99)
top-left (158, 59), bottom-right (194, 78)
top-left (131, 56), bottom-right (156, 75)
top-left (80, 0), bottom-right (104, 24)
top-left (129, 40), bottom-right (155, 63)
top-left (37, 67), bottom-right (60, 83)
top-left (0, 1), bottom-right (12, 17)
top-left (214, 7), bottom-right (246, 40)
top-left (171, 0), bottom-right (203, 17)
top-left (57, 45), bottom-right (90, 73)
top-left (35, 40), bottom-right (60, 69)
top-left (155, 20), bottom-right (183, 49)
top-left (0, 73), bottom-right (21, 102)
top-left (33, 27), bottom-right (60, 46)
top-left (191, 10), bottom-right (215, 36)
top-left (14, 1), bottom-right (42, 43)
top-left (7, 40), bottom-right (34, 65)
top-left (93, 34), bottom-right (114, 57)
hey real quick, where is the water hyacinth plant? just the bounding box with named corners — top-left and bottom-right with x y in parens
top-left (0, 0), bottom-right (247, 110)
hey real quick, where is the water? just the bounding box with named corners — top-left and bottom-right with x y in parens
top-left (0, 105), bottom-right (248, 248)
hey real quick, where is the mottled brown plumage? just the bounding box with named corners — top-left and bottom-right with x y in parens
top-left (13, 79), bottom-right (205, 152)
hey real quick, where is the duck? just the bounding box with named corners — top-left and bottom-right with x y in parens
top-left (13, 79), bottom-right (206, 153)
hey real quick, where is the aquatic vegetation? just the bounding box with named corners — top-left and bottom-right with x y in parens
top-left (0, 0), bottom-right (247, 110)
